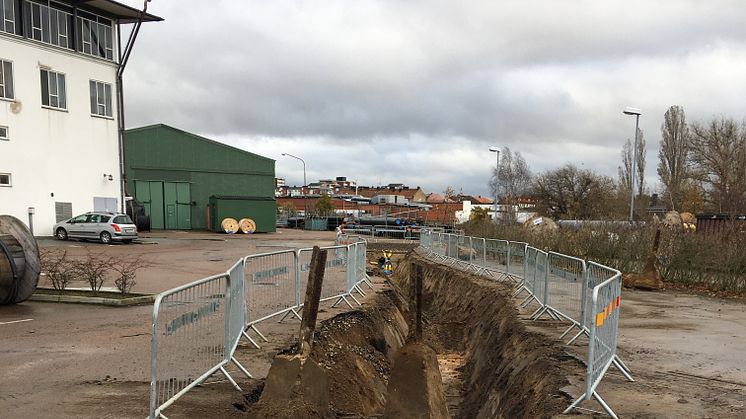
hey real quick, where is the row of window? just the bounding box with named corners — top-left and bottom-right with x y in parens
top-left (1, 0), bottom-right (114, 61)
top-left (0, 58), bottom-right (113, 116)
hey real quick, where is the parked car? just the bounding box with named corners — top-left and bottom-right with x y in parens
top-left (53, 212), bottom-right (138, 244)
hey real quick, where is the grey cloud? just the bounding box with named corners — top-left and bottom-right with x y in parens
top-left (119, 1), bottom-right (746, 196)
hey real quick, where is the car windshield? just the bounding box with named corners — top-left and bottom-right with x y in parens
top-left (113, 215), bottom-right (134, 224)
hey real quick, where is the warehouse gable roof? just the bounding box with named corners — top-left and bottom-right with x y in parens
top-left (125, 124), bottom-right (274, 163)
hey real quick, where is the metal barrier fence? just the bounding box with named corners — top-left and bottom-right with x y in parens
top-left (417, 232), bottom-right (633, 418)
top-left (149, 261), bottom-right (250, 419)
top-left (564, 269), bottom-right (632, 418)
top-left (149, 239), bottom-right (371, 418)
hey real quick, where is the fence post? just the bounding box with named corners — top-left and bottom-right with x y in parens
top-left (294, 250), bottom-right (302, 309)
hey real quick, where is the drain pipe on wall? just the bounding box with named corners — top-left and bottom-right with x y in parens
top-left (116, 0), bottom-right (152, 213)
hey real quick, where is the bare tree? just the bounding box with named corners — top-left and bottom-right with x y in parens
top-left (658, 105), bottom-right (691, 210)
top-left (636, 128), bottom-right (646, 199)
top-left (490, 147), bottom-right (532, 204)
top-left (618, 139), bottom-right (633, 195)
top-left (618, 128), bottom-right (645, 199)
top-left (534, 164), bottom-right (617, 219)
top-left (689, 116), bottom-right (746, 213)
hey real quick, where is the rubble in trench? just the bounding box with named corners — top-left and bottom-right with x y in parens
top-left (243, 250), bottom-right (581, 418)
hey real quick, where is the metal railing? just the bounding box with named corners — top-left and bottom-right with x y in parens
top-left (149, 239), bottom-right (371, 418)
top-left (417, 230), bottom-right (634, 418)
top-left (149, 261), bottom-right (250, 419)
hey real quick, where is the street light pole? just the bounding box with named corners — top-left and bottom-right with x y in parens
top-left (489, 146), bottom-right (500, 221)
top-left (282, 152), bottom-right (307, 216)
top-left (623, 107), bottom-right (642, 222)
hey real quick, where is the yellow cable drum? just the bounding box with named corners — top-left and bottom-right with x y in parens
top-left (238, 218), bottom-right (257, 234)
top-left (221, 218), bottom-right (239, 234)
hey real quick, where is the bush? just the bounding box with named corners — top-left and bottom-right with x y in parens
top-left (464, 220), bottom-right (746, 293)
top-left (111, 256), bottom-right (149, 295)
top-left (40, 250), bottom-right (78, 292)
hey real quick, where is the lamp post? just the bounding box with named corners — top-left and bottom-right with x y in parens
top-left (489, 146), bottom-right (500, 221)
top-left (281, 152), bottom-right (307, 216)
top-left (623, 107), bottom-right (642, 222)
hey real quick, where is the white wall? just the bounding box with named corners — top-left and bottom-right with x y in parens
top-left (0, 34), bottom-right (120, 236)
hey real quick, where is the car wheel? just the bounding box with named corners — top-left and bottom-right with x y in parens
top-left (56, 228), bottom-right (68, 241)
top-left (100, 231), bottom-right (112, 244)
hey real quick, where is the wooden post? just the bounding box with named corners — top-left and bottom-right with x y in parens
top-left (411, 263), bottom-right (423, 341)
top-left (299, 246), bottom-right (327, 356)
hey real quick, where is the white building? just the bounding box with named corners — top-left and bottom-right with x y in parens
top-left (0, 0), bottom-right (160, 235)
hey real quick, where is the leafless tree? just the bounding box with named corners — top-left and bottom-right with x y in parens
top-left (490, 147), bottom-right (532, 204)
top-left (658, 105), bottom-right (691, 211)
top-left (77, 251), bottom-right (112, 292)
top-left (534, 164), bottom-right (617, 219)
top-left (618, 138), bottom-right (633, 195)
top-left (112, 256), bottom-right (150, 295)
top-left (636, 128), bottom-right (646, 199)
top-left (689, 116), bottom-right (746, 213)
top-left (618, 128), bottom-right (645, 198)
top-left (40, 250), bottom-right (78, 292)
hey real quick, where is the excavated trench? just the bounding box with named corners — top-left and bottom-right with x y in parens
top-left (243, 251), bottom-right (576, 418)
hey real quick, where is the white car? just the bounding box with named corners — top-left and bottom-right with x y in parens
top-left (53, 212), bottom-right (138, 244)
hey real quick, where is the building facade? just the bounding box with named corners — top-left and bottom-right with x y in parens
top-left (0, 0), bottom-right (160, 235)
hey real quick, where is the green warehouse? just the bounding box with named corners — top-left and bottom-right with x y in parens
top-left (124, 124), bottom-right (276, 232)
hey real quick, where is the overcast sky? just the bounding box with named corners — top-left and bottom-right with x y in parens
top-left (121, 0), bottom-right (746, 197)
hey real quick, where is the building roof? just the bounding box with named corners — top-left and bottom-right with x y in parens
top-left (125, 124), bottom-right (274, 162)
top-left (80, 0), bottom-right (163, 23)
top-left (340, 186), bottom-right (424, 200)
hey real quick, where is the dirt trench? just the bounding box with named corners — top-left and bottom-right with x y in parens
top-left (242, 251), bottom-right (575, 418)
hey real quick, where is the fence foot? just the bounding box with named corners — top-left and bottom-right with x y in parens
top-left (251, 324), bottom-right (269, 342)
top-left (220, 365), bottom-right (242, 391)
top-left (613, 356), bottom-right (635, 382)
top-left (354, 283), bottom-right (366, 298)
top-left (566, 327), bottom-right (589, 346)
top-left (278, 308), bottom-right (302, 324)
top-left (530, 305), bottom-right (547, 320)
top-left (348, 292), bottom-right (362, 306)
top-left (231, 356), bottom-right (253, 379)
top-left (241, 330), bottom-right (261, 349)
top-left (563, 391), bottom-right (619, 419)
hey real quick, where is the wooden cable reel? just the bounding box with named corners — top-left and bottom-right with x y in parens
top-left (0, 215), bottom-right (41, 305)
top-left (220, 217), bottom-right (239, 234)
top-left (238, 218), bottom-right (257, 234)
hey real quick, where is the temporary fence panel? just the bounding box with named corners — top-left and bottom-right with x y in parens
top-left (244, 250), bottom-right (299, 325)
top-left (507, 241), bottom-right (528, 280)
top-left (565, 268), bottom-right (626, 418)
top-left (484, 239), bottom-right (509, 272)
top-left (540, 252), bottom-right (587, 335)
top-left (298, 245), bottom-right (349, 303)
top-left (533, 250), bottom-right (549, 307)
top-left (149, 274), bottom-right (231, 418)
top-left (522, 246), bottom-right (539, 298)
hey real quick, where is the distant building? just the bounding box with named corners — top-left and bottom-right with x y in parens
top-left (124, 124), bottom-right (276, 232)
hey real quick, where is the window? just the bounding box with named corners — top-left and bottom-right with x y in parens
top-left (0, 173), bottom-right (10, 187)
top-left (0, 59), bottom-right (13, 100)
top-left (71, 214), bottom-right (88, 223)
top-left (77, 14), bottom-right (113, 60)
top-left (113, 215), bottom-right (133, 224)
top-left (22, 0), bottom-right (72, 49)
top-left (40, 69), bottom-right (66, 110)
top-left (89, 80), bottom-right (112, 117)
top-left (1, 0), bottom-right (15, 34)
top-left (0, 125), bottom-right (7, 140)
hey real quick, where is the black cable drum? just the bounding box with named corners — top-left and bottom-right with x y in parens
top-left (0, 215), bottom-right (40, 305)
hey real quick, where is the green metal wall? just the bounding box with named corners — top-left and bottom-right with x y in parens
top-left (124, 124), bottom-right (276, 230)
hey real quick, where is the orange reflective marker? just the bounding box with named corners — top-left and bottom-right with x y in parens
top-left (596, 312), bottom-right (605, 327)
